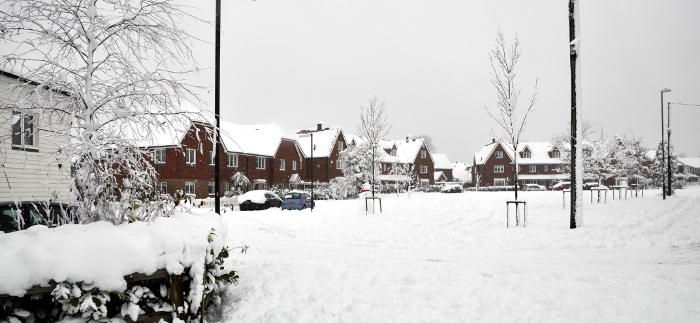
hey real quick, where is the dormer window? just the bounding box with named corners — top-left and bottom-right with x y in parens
top-left (552, 150), bottom-right (560, 158)
top-left (391, 148), bottom-right (397, 156)
top-left (522, 151), bottom-right (531, 158)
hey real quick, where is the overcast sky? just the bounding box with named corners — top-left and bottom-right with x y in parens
top-left (184, 0), bottom-right (700, 163)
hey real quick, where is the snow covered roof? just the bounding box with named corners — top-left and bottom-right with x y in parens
top-left (434, 171), bottom-right (447, 181)
top-left (679, 158), bottom-right (700, 168)
top-left (380, 137), bottom-right (429, 164)
top-left (473, 141), bottom-right (563, 165)
top-left (432, 153), bottom-right (452, 170)
top-left (345, 134), bottom-right (365, 146)
top-left (220, 121), bottom-right (293, 156)
top-left (296, 127), bottom-right (343, 158)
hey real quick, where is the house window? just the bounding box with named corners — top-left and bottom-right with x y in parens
top-left (208, 182), bottom-right (215, 195)
top-left (338, 141), bottom-right (344, 151)
top-left (421, 150), bottom-right (427, 158)
top-left (336, 160), bottom-right (342, 169)
top-left (156, 182), bottom-right (167, 194)
top-left (292, 160), bottom-right (297, 170)
top-left (494, 165), bottom-right (504, 173)
top-left (494, 178), bottom-right (506, 186)
top-left (495, 151), bottom-right (503, 159)
top-left (382, 164), bottom-right (387, 172)
top-left (552, 151), bottom-right (560, 158)
top-left (544, 165), bottom-right (549, 172)
top-left (154, 148), bottom-right (166, 164)
top-left (227, 153), bottom-right (238, 167)
top-left (420, 165), bottom-right (428, 173)
top-left (529, 165), bottom-right (536, 173)
top-left (256, 157), bottom-right (265, 169)
top-left (11, 111), bottom-right (38, 150)
top-left (186, 149), bottom-right (196, 165)
top-left (420, 179), bottom-right (429, 188)
top-left (185, 182), bottom-right (195, 195)
top-left (556, 165), bottom-right (562, 172)
top-left (522, 151), bottom-right (531, 158)
top-left (209, 151), bottom-right (215, 166)
top-left (390, 148), bottom-right (397, 156)
top-left (280, 159), bottom-right (285, 171)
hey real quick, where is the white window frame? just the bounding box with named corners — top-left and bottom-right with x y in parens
top-left (494, 165), bottom-right (504, 173)
top-left (544, 165), bottom-right (549, 172)
top-left (522, 151), bottom-right (531, 158)
top-left (11, 111), bottom-right (38, 150)
top-left (336, 159), bottom-right (343, 170)
top-left (495, 151), bottom-right (503, 159)
top-left (185, 181), bottom-right (195, 195)
top-left (420, 165), bottom-right (428, 173)
top-left (280, 159), bottom-right (285, 171)
top-left (529, 165), bottom-right (537, 173)
top-left (494, 178), bottom-right (506, 186)
top-left (156, 182), bottom-right (167, 193)
top-left (337, 141), bottom-right (344, 151)
top-left (209, 151), bottom-right (215, 166)
top-left (421, 150), bottom-right (427, 158)
top-left (292, 160), bottom-right (297, 170)
top-left (227, 153), bottom-right (238, 167)
top-left (552, 150), bottom-right (560, 158)
top-left (256, 157), bottom-right (266, 169)
top-left (186, 149), bottom-right (196, 165)
top-left (208, 182), bottom-right (215, 195)
top-left (154, 148), bottom-right (166, 164)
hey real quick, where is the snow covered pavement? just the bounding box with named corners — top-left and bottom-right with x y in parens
top-left (211, 187), bottom-right (700, 322)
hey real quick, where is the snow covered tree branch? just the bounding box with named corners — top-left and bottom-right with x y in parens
top-left (484, 29), bottom-right (538, 200)
top-left (356, 96), bottom-right (391, 196)
top-left (0, 0), bottom-right (209, 224)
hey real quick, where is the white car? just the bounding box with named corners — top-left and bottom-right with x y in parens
top-left (523, 184), bottom-right (547, 191)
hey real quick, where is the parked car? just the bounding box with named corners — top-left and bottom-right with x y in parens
top-left (282, 191), bottom-right (315, 210)
top-left (440, 184), bottom-right (463, 193)
top-left (552, 181), bottom-right (571, 191)
top-left (237, 190), bottom-right (283, 211)
top-left (0, 202), bottom-right (74, 233)
top-left (583, 182), bottom-right (601, 190)
top-left (523, 184), bottom-right (547, 191)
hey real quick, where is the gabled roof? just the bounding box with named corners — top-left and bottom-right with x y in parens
top-left (679, 158), bottom-right (700, 168)
top-left (473, 140), bottom-right (563, 165)
top-left (296, 127), bottom-right (343, 158)
top-left (345, 134), bottom-right (365, 146)
top-left (380, 137), bottom-right (430, 164)
top-left (432, 153), bottom-right (452, 170)
top-left (220, 121), bottom-right (293, 157)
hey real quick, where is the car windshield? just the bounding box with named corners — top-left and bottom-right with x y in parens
top-left (285, 193), bottom-right (302, 199)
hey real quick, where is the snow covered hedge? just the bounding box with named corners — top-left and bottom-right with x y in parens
top-left (0, 209), bottom-right (240, 322)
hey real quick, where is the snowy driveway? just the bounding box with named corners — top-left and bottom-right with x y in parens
top-left (210, 188), bottom-right (700, 322)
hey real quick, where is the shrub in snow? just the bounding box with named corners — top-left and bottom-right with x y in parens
top-left (0, 211), bottom-right (243, 322)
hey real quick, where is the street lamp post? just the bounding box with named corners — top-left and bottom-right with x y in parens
top-left (300, 132), bottom-right (315, 211)
top-left (660, 88), bottom-right (671, 200)
top-left (667, 102), bottom-right (672, 196)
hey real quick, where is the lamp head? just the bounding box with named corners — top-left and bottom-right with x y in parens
top-left (661, 88), bottom-right (671, 93)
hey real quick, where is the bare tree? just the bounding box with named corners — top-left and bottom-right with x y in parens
top-left (0, 0), bottom-right (206, 224)
top-left (484, 29), bottom-right (538, 201)
top-left (412, 134), bottom-right (436, 152)
top-left (356, 96), bottom-right (391, 198)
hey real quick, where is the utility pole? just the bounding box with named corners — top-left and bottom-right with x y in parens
top-left (214, 0), bottom-right (221, 215)
top-left (569, 0), bottom-right (583, 228)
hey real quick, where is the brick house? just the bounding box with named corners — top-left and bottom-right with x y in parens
top-left (432, 153), bottom-right (453, 183)
top-left (379, 136), bottom-right (435, 187)
top-left (296, 123), bottom-right (347, 183)
top-left (678, 158), bottom-right (700, 183)
top-left (472, 139), bottom-right (566, 189)
top-left (143, 120), bottom-right (305, 198)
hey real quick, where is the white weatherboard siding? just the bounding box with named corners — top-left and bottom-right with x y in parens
top-left (0, 73), bottom-right (72, 203)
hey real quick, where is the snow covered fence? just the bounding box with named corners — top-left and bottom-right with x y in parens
top-left (192, 197), bottom-right (238, 209)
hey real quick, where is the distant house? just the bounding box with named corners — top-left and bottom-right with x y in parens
top-left (432, 153), bottom-right (453, 183)
top-left (472, 139), bottom-right (566, 189)
top-left (296, 123), bottom-right (347, 183)
top-left (379, 136), bottom-right (435, 187)
top-left (678, 158), bottom-right (700, 183)
top-left (0, 70), bottom-right (72, 203)
top-left (452, 162), bottom-right (472, 186)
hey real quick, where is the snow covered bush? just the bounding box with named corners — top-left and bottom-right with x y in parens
top-left (0, 211), bottom-right (241, 322)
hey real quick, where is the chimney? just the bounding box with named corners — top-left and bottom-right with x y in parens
top-left (406, 135), bottom-right (410, 143)
top-left (492, 138), bottom-right (496, 144)
top-left (317, 122), bottom-right (323, 131)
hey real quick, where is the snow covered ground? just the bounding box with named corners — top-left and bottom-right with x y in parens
top-left (211, 187), bottom-right (700, 322)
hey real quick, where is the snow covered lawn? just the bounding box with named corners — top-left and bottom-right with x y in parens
top-left (212, 187), bottom-right (700, 322)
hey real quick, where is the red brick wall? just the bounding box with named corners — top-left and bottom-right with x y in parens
top-left (272, 139), bottom-right (303, 188)
top-left (415, 147), bottom-right (435, 184)
top-left (304, 132), bottom-right (347, 183)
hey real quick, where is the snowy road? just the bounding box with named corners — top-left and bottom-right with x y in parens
top-left (210, 188), bottom-right (700, 322)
